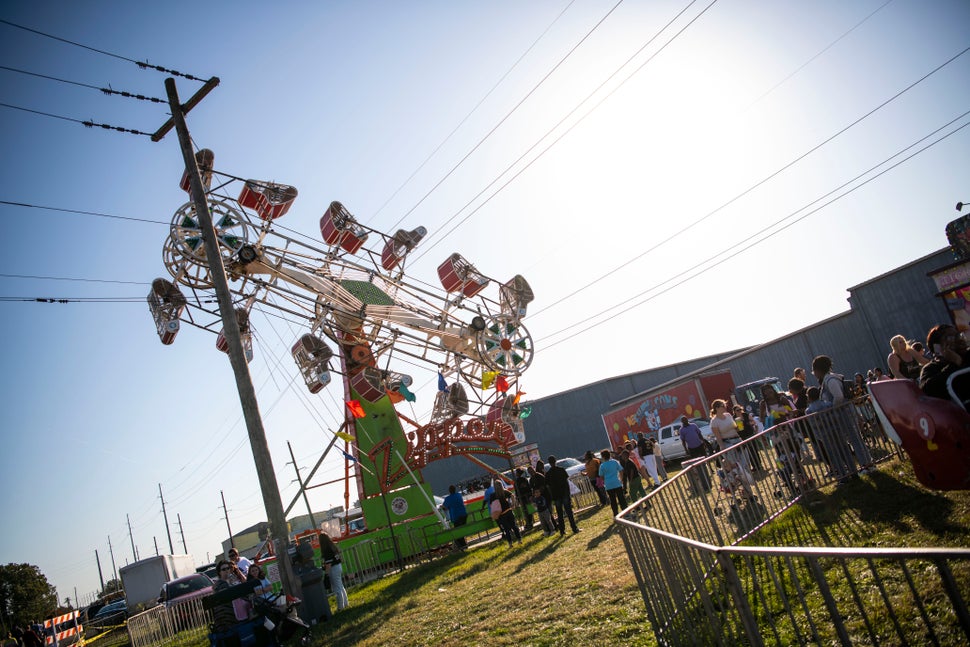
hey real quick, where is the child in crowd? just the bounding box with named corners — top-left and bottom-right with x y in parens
top-left (532, 488), bottom-right (556, 537)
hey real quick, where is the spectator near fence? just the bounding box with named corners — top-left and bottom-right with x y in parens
top-left (679, 416), bottom-right (707, 460)
top-left (546, 456), bottom-right (580, 536)
top-left (513, 468), bottom-right (534, 532)
top-left (812, 354), bottom-right (874, 479)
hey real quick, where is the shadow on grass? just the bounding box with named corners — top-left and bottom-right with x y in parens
top-left (320, 550), bottom-right (476, 646)
top-left (753, 462), bottom-right (968, 551)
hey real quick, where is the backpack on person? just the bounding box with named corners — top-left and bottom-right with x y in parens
top-left (823, 374), bottom-right (854, 402)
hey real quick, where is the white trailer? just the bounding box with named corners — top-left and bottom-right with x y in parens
top-left (120, 554), bottom-right (196, 610)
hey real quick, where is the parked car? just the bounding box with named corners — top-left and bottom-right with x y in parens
top-left (158, 573), bottom-right (214, 607)
top-left (656, 419), bottom-right (716, 464)
top-left (556, 457), bottom-right (586, 478)
top-left (90, 600), bottom-right (127, 625)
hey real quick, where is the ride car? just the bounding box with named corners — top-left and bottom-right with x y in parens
top-left (158, 573), bottom-right (214, 607)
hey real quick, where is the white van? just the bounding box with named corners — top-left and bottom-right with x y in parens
top-left (655, 419), bottom-right (713, 464)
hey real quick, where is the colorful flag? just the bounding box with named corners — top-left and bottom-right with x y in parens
top-left (341, 450), bottom-right (358, 463)
top-left (399, 383), bottom-right (416, 402)
top-left (495, 375), bottom-right (509, 393)
top-left (518, 406), bottom-right (533, 419)
top-left (334, 430), bottom-right (355, 443)
top-left (512, 390), bottom-right (526, 406)
top-left (386, 389), bottom-right (405, 404)
top-left (346, 400), bottom-right (366, 418)
top-left (437, 372), bottom-right (448, 392)
top-left (482, 370), bottom-right (499, 390)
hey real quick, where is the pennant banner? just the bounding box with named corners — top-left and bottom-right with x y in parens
top-left (334, 430), bottom-right (355, 443)
top-left (346, 400), bottom-right (366, 419)
top-left (399, 383), bottom-right (416, 402)
top-left (495, 375), bottom-right (509, 393)
top-left (482, 371), bottom-right (499, 390)
top-left (437, 372), bottom-right (449, 392)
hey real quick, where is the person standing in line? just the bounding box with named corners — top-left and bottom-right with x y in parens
top-left (733, 405), bottom-right (765, 472)
top-left (598, 449), bottom-right (628, 515)
top-left (813, 354), bottom-right (874, 478)
top-left (793, 367), bottom-right (808, 384)
top-left (711, 399), bottom-right (748, 468)
top-left (513, 468), bottom-right (534, 532)
top-left (652, 439), bottom-right (668, 481)
top-left (532, 487), bottom-right (556, 536)
top-left (679, 417), bottom-right (707, 460)
top-left (320, 532), bottom-right (349, 611)
top-left (545, 456), bottom-right (580, 536)
top-left (583, 450), bottom-right (609, 506)
top-left (489, 480), bottom-right (522, 547)
top-left (441, 484), bottom-right (469, 550)
top-left (637, 437), bottom-right (662, 488)
top-left (620, 449), bottom-right (647, 501)
top-left (20, 628), bottom-right (40, 647)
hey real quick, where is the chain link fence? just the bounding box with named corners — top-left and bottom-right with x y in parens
top-left (616, 397), bottom-right (970, 646)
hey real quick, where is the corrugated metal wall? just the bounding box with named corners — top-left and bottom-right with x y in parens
top-left (421, 248), bottom-right (952, 494)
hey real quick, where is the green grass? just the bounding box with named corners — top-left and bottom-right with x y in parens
top-left (318, 505), bottom-right (652, 647)
top-left (170, 458), bottom-right (970, 646)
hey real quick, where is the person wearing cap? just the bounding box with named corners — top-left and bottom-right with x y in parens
top-left (679, 416), bottom-right (706, 459)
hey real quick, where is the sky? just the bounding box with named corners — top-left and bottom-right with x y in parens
top-left (1, 0), bottom-right (967, 606)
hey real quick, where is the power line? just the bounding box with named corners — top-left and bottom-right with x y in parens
top-left (0, 200), bottom-right (168, 225)
top-left (0, 65), bottom-right (166, 103)
top-left (369, 0), bottom-right (579, 228)
top-left (540, 109), bottom-right (970, 349)
top-left (412, 0), bottom-right (717, 262)
top-left (387, 0), bottom-right (637, 232)
top-left (529, 42), bottom-right (970, 318)
top-left (0, 19), bottom-right (209, 81)
top-left (0, 273), bottom-right (150, 285)
top-left (0, 102), bottom-right (153, 135)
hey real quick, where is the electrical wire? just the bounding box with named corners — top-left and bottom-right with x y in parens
top-left (411, 0), bottom-right (716, 261)
top-left (529, 43), bottom-right (970, 318)
top-left (540, 109), bottom-right (970, 348)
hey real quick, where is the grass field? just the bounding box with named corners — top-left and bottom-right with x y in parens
top-left (163, 458), bottom-right (968, 647)
top-left (306, 457), bottom-right (970, 647)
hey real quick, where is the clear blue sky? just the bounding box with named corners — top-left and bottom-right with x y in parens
top-left (1, 0), bottom-right (967, 605)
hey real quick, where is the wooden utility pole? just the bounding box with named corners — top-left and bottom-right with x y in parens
top-left (221, 490), bottom-right (235, 549)
top-left (287, 441), bottom-right (316, 529)
top-left (161, 77), bottom-right (301, 601)
top-left (159, 483), bottom-right (174, 554)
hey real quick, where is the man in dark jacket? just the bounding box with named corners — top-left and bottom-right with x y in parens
top-left (545, 456), bottom-right (580, 536)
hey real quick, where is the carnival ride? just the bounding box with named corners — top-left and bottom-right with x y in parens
top-left (869, 375), bottom-right (970, 491)
top-left (148, 149), bottom-right (536, 547)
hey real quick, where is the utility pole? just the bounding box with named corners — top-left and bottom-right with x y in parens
top-left (159, 483), bottom-right (174, 554)
top-left (107, 536), bottom-right (117, 583)
top-left (127, 514), bottom-right (138, 562)
top-left (221, 490), bottom-right (235, 549)
top-left (161, 76), bottom-right (300, 601)
top-left (95, 550), bottom-right (105, 592)
top-left (288, 441), bottom-right (316, 529)
top-left (154, 536), bottom-right (159, 557)
top-left (177, 513), bottom-right (188, 554)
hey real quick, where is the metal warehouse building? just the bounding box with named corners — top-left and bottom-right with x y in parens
top-left (422, 247), bottom-right (952, 494)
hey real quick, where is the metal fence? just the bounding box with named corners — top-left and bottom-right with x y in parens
top-left (616, 397), bottom-right (970, 646)
top-left (127, 598), bottom-right (210, 647)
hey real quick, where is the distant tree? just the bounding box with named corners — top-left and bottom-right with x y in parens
top-left (0, 563), bottom-right (58, 628)
top-left (101, 578), bottom-right (123, 597)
